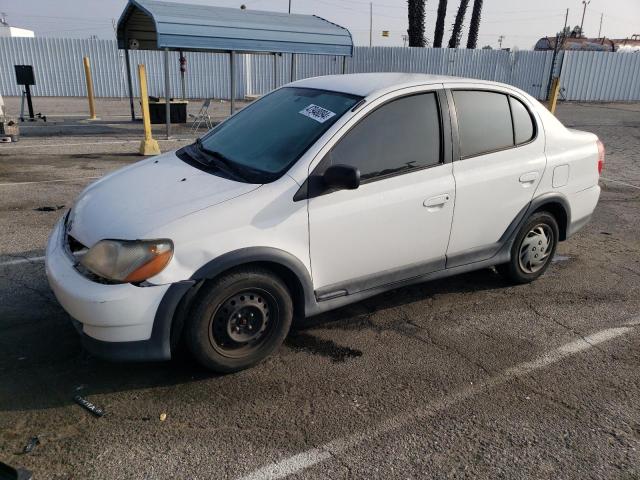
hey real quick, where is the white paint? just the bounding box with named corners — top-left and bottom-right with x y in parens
top-left (0, 256), bottom-right (45, 267)
top-left (0, 139), bottom-right (191, 149)
top-left (239, 449), bottom-right (332, 480)
top-left (601, 177), bottom-right (640, 190)
top-left (237, 324), bottom-right (635, 480)
top-left (0, 177), bottom-right (100, 187)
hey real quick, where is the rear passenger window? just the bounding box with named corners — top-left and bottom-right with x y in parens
top-left (453, 90), bottom-right (513, 158)
top-left (509, 96), bottom-right (535, 144)
top-left (328, 93), bottom-right (441, 181)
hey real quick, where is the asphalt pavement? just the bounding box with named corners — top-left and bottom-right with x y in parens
top-left (0, 100), bottom-right (639, 479)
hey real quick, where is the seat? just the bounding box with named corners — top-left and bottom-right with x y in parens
top-left (189, 98), bottom-right (214, 134)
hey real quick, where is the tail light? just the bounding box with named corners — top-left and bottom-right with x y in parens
top-left (596, 139), bottom-right (605, 175)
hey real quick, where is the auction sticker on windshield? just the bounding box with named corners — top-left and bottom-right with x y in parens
top-left (299, 104), bottom-right (336, 123)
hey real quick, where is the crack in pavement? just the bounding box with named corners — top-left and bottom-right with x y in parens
top-left (525, 299), bottom-right (620, 362)
top-left (397, 311), bottom-right (493, 377)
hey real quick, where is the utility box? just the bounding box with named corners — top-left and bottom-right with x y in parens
top-left (0, 93), bottom-right (20, 142)
top-left (148, 99), bottom-right (188, 124)
top-left (0, 120), bottom-right (19, 141)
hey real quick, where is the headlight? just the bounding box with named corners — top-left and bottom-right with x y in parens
top-left (80, 239), bottom-right (173, 283)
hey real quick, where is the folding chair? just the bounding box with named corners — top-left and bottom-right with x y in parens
top-left (189, 98), bottom-right (214, 134)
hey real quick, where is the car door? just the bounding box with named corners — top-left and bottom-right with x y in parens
top-left (304, 89), bottom-right (455, 298)
top-left (444, 87), bottom-right (546, 266)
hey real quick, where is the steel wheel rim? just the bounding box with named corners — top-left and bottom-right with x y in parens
top-left (209, 288), bottom-right (279, 359)
top-left (518, 223), bottom-right (554, 274)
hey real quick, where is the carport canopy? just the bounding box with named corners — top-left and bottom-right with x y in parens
top-left (116, 0), bottom-right (354, 136)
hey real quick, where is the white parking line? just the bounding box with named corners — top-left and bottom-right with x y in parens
top-left (601, 177), bottom-right (640, 190)
top-left (0, 138), bottom-right (193, 149)
top-left (0, 177), bottom-right (100, 187)
top-left (0, 256), bottom-right (45, 267)
top-left (237, 322), bottom-right (636, 480)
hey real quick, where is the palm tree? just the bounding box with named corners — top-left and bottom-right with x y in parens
top-left (448, 0), bottom-right (470, 48)
top-left (432, 0), bottom-right (448, 48)
top-left (407, 0), bottom-right (426, 47)
top-left (466, 0), bottom-right (483, 49)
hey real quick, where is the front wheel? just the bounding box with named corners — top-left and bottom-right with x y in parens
top-left (497, 211), bottom-right (559, 284)
top-left (185, 268), bottom-right (293, 373)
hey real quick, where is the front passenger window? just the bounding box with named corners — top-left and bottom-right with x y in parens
top-left (328, 93), bottom-right (442, 181)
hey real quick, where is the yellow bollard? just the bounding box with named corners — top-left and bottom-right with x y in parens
top-left (82, 57), bottom-right (98, 120)
top-left (548, 77), bottom-right (561, 115)
top-left (138, 64), bottom-right (161, 156)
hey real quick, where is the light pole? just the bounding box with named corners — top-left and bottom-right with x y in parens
top-left (580, 0), bottom-right (591, 37)
top-left (288, 0), bottom-right (291, 13)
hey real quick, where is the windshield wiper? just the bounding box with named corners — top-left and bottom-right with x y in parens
top-left (195, 139), bottom-right (248, 182)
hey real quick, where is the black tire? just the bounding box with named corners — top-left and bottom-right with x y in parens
top-left (497, 211), bottom-right (559, 284)
top-left (185, 267), bottom-right (293, 373)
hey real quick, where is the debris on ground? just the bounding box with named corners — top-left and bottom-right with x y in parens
top-left (33, 205), bottom-right (65, 212)
top-left (73, 395), bottom-right (105, 417)
top-left (159, 413), bottom-right (167, 422)
top-left (21, 436), bottom-right (40, 454)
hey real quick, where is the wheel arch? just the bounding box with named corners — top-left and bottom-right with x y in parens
top-left (167, 248), bottom-right (316, 354)
top-left (190, 247), bottom-right (316, 319)
top-left (529, 193), bottom-right (571, 241)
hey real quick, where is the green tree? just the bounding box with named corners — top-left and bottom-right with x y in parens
top-left (432, 0), bottom-right (448, 48)
top-left (407, 0), bottom-right (426, 47)
top-left (466, 0), bottom-right (483, 49)
top-left (448, 0), bottom-right (470, 48)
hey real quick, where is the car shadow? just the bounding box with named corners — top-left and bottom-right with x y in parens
top-left (0, 253), bottom-right (509, 412)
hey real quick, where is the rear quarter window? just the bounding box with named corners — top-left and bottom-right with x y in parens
top-left (509, 96), bottom-right (535, 144)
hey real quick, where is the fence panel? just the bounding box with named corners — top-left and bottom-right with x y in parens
top-left (0, 38), bottom-right (637, 102)
top-left (560, 51), bottom-right (640, 101)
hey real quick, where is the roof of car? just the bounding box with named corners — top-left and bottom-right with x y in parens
top-left (290, 72), bottom-right (511, 97)
top-left (290, 73), bottom-right (455, 97)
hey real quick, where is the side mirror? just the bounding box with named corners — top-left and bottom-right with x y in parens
top-left (323, 164), bottom-right (360, 191)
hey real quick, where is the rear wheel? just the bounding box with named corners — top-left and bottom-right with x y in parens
top-left (185, 268), bottom-right (293, 373)
top-left (497, 211), bottom-right (559, 284)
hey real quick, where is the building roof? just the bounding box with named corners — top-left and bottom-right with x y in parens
top-left (116, 0), bottom-right (353, 56)
top-left (534, 36), bottom-right (640, 52)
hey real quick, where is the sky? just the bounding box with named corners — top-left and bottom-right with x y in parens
top-left (0, 0), bottom-right (638, 50)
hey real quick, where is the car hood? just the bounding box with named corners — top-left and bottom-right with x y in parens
top-left (68, 151), bottom-right (261, 246)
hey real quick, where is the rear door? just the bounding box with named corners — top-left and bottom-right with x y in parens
top-left (444, 86), bottom-right (546, 266)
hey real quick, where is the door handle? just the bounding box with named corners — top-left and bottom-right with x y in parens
top-left (423, 194), bottom-right (451, 209)
top-left (519, 172), bottom-right (539, 185)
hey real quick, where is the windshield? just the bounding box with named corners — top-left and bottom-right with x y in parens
top-left (195, 87), bottom-right (362, 182)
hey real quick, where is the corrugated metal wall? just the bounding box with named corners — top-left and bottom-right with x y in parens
top-left (559, 51), bottom-right (640, 101)
top-left (0, 37), bottom-right (245, 99)
top-left (1, 38), bottom-right (638, 101)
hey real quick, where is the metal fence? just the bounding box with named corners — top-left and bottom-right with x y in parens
top-left (1, 37), bottom-right (639, 102)
top-left (559, 51), bottom-right (640, 101)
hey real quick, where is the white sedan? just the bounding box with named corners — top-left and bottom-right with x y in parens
top-left (45, 73), bottom-right (603, 372)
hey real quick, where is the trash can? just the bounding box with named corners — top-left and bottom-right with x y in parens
top-left (0, 119), bottom-right (19, 142)
top-left (148, 99), bottom-right (188, 124)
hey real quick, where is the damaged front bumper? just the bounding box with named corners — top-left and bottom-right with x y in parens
top-left (45, 216), bottom-right (192, 361)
